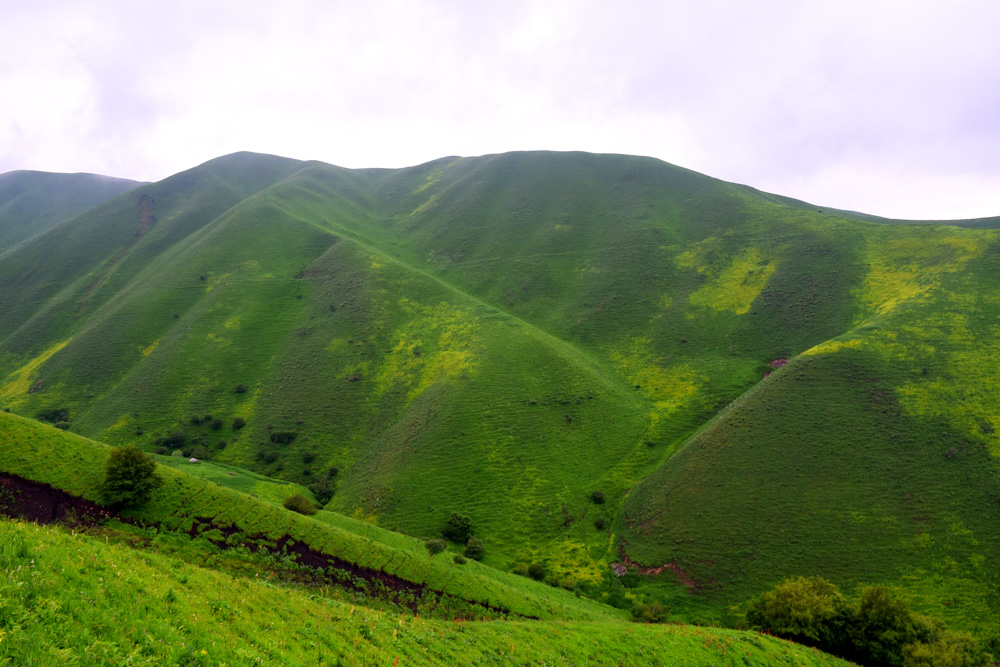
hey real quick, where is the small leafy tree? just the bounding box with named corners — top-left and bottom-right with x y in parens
top-left (442, 512), bottom-right (473, 543)
top-left (528, 563), bottom-right (546, 581)
top-left (98, 444), bottom-right (162, 509)
top-left (746, 576), bottom-right (850, 649)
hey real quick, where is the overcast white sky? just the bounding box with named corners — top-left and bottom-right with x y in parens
top-left (2, 0), bottom-right (999, 219)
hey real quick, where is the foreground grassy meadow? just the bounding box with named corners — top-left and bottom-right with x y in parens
top-left (0, 411), bottom-right (851, 666)
top-left (1, 150), bottom-right (998, 654)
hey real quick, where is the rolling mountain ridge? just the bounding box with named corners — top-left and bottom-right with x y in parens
top-left (1, 150), bottom-right (997, 637)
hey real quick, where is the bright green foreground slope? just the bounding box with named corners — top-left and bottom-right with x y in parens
top-left (0, 410), bottom-right (620, 623)
top-left (0, 412), bottom-right (853, 666)
top-left (1, 151), bottom-right (998, 635)
top-left (0, 519), bottom-right (848, 666)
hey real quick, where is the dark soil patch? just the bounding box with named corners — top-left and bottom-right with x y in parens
top-left (0, 474), bottom-right (111, 525)
top-left (0, 473), bottom-right (527, 619)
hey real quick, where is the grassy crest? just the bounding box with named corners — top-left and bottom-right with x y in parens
top-left (0, 170), bottom-right (140, 253)
top-left (1, 150), bottom-right (998, 640)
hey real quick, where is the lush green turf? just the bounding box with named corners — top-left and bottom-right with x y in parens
top-left (0, 410), bottom-right (624, 623)
top-left (0, 519), bottom-right (850, 667)
top-left (0, 170), bottom-right (140, 253)
top-left (1, 150), bottom-right (999, 646)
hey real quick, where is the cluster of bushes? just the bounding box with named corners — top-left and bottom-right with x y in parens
top-left (307, 467), bottom-right (339, 505)
top-left (428, 513), bottom-right (486, 561)
top-left (37, 407), bottom-right (69, 423)
top-left (270, 431), bottom-right (297, 445)
top-left (746, 576), bottom-right (992, 667)
top-left (188, 414), bottom-right (225, 430)
top-left (512, 562), bottom-right (547, 581)
top-left (37, 407), bottom-right (71, 429)
top-left (152, 431), bottom-right (222, 460)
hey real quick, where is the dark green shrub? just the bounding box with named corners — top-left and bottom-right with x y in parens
top-left (234, 384), bottom-right (247, 394)
top-left (308, 466), bottom-right (339, 504)
top-left (54, 421), bottom-right (70, 430)
top-left (270, 431), bottom-right (297, 445)
top-left (512, 563), bottom-right (530, 577)
top-left (631, 601), bottom-right (671, 623)
top-left (302, 451), bottom-right (316, 464)
top-left (590, 490), bottom-right (605, 504)
top-left (453, 554), bottom-right (467, 565)
top-left (154, 447), bottom-right (169, 455)
top-left (903, 631), bottom-right (991, 667)
top-left (191, 445), bottom-right (210, 460)
top-left (442, 512), bottom-right (473, 543)
top-left (37, 408), bottom-right (68, 423)
top-left (594, 517), bottom-right (607, 530)
top-left (746, 576), bottom-right (849, 650)
top-left (464, 536), bottom-right (485, 561)
top-left (746, 578), bottom-right (992, 667)
top-left (190, 415), bottom-right (204, 425)
top-left (425, 539), bottom-right (447, 556)
top-left (621, 571), bottom-right (640, 588)
top-left (161, 432), bottom-right (188, 448)
top-left (209, 418), bottom-right (223, 430)
top-left (847, 585), bottom-right (938, 667)
top-left (232, 417), bottom-right (246, 430)
top-left (528, 563), bottom-right (546, 581)
top-left (98, 444), bottom-right (162, 509)
top-left (282, 493), bottom-right (317, 516)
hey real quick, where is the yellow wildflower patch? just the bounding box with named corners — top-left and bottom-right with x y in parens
top-left (0, 339), bottom-right (72, 401)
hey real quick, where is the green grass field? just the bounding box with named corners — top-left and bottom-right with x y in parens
top-left (1, 149), bottom-right (998, 653)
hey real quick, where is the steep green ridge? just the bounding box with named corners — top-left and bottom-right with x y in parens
top-left (0, 169), bottom-right (141, 253)
top-left (1, 150), bottom-right (999, 639)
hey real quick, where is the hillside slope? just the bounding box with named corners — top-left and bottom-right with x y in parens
top-left (0, 150), bottom-right (998, 634)
top-left (0, 169), bottom-right (141, 253)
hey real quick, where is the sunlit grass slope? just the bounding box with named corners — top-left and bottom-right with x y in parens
top-left (1, 150), bottom-right (999, 635)
top-left (0, 519), bottom-right (850, 667)
top-left (0, 169), bottom-right (141, 253)
top-left (0, 410), bottom-right (623, 622)
top-left (622, 221), bottom-right (1000, 634)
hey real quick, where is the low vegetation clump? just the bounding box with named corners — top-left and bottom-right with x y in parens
top-left (425, 538), bottom-right (447, 555)
top-left (464, 536), bottom-right (485, 561)
top-left (37, 407), bottom-right (68, 423)
top-left (442, 512), bottom-right (473, 543)
top-left (746, 576), bottom-right (992, 667)
top-left (307, 466), bottom-right (338, 505)
top-left (528, 563), bottom-right (546, 581)
top-left (282, 492), bottom-right (317, 515)
top-left (97, 444), bottom-right (162, 509)
top-left (270, 431), bottom-right (297, 445)
top-left (632, 601), bottom-right (671, 624)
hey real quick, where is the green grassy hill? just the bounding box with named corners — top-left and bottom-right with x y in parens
top-left (1, 150), bottom-right (998, 645)
top-left (0, 169), bottom-right (141, 253)
top-left (0, 411), bottom-right (852, 666)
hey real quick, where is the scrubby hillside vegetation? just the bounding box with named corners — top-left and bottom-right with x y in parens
top-left (1, 150), bottom-right (998, 657)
